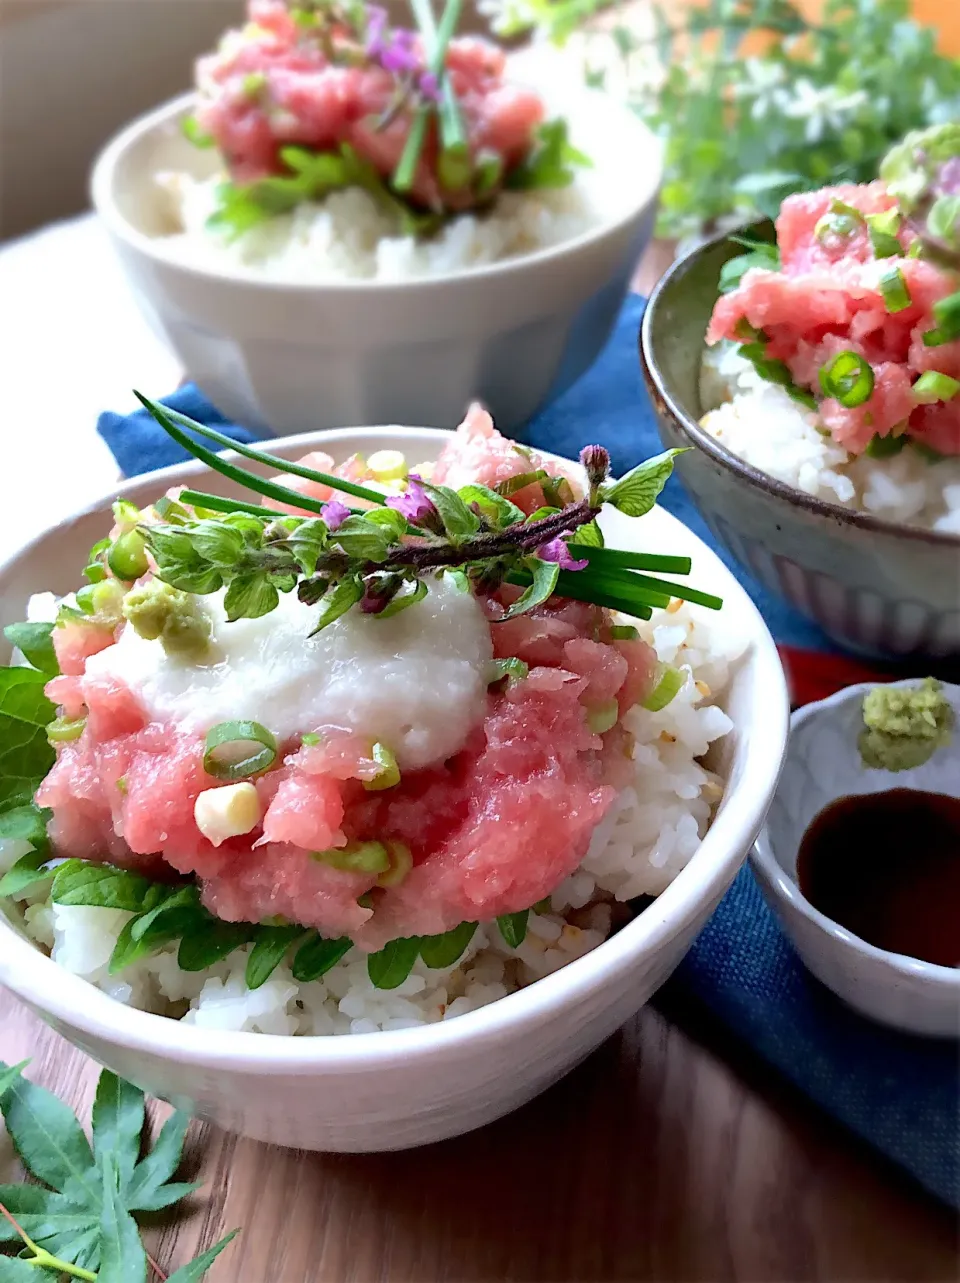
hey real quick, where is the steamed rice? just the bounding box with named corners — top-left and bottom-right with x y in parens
top-left (157, 171), bottom-right (596, 282)
top-left (2, 599), bottom-right (741, 1036)
top-left (700, 344), bottom-right (960, 534)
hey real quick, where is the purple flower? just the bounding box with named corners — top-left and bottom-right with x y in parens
top-left (365, 5), bottom-right (388, 54)
top-left (936, 157), bottom-right (960, 197)
top-left (321, 499), bottom-right (351, 531)
top-left (418, 71), bottom-right (440, 103)
top-left (537, 535), bottom-right (589, 573)
top-left (360, 573), bottom-right (398, 615)
top-left (385, 475), bottom-right (439, 528)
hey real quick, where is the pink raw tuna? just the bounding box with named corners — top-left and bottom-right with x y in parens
top-left (194, 1), bottom-right (544, 211)
top-left (433, 403), bottom-right (581, 514)
top-left (707, 182), bottom-right (960, 455)
top-left (52, 622), bottom-right (116, 677)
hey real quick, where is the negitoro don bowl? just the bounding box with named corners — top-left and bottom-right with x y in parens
top-left (639, 225), bottom-right (960, 661)
top-left (90, 73), bottom-right (661, 437)
top-left (0, 428), bottom-right (788, 1152)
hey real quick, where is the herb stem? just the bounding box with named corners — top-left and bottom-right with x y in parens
top-left (569, 546), bottom-right (692, 574)
top-left (0, 1199), bottom-right (98, 1281)
top-left (179, 490), bottom-right (286, 517)
top-left (411, 0), bottom-right (466, 155)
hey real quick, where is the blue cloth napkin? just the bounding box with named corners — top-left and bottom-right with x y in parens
top-left (97, 295), bottom-right (958, 1207)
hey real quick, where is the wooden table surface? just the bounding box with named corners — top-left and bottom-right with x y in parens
top-left (2, 241), bottom-right (958, 1283)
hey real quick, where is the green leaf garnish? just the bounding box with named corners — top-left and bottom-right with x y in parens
top-left (601, 449), bottom-right (685, 518)
top-left (2, 622), bottom-right (59, 676)
top-left (245, 924), bottom-right (306, 989)
top-left (311, 575), bottom-right (365, 634)
top-left (496, 910), bottom-right (529, 948)
top-left (0, 668), bottom-right (55, 813)
top-left (718, 241), bottom-right (780, 294)
top-left (488, 656), bottom-right (529, 686)
top-left (50, 861), bottom-right (152, 912)
top-left (367, 936), bottom-right (421, 989)
top-left (419, 921), bottom-right (477, 969)
top-left (505, 118), bottom-right (590, 191)
top-left (499, 556), bottom-right (560, 620)
top-left (0, 1063), bottom-right (237, 1278)
top-left (291, 932), bottom-right (352, 982)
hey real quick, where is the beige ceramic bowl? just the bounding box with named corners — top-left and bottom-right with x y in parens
top-left (639, 230), bottom-right (960, 660)
top-left (91, 83), bottom-right (660, 436)
top-left (0, 427), bottom-right (788, 1152)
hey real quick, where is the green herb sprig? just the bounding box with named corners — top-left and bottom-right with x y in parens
top-left (0, 1062), bottom-right (237, 1280)
top-left (492, 0), bottom-right (960, 240)
top-left (132, 393), bottom-right (719, 631)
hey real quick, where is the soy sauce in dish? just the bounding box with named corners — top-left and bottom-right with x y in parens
top-left (797, 789), bottom-right (960, 968)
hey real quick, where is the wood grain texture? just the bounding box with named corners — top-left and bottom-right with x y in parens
top-left (1, 985), bottom-right (955, 1282)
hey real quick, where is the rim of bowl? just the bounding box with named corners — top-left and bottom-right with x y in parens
top-left (91, 90), bottom-right (662, 296)
top-left (638, 227), bottom-right (960, 550)
top-left (751, 678), bottom-right (960, 989)
top-left (0, 426), bottom-right (789, 1071)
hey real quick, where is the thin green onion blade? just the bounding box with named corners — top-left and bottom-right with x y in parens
top-left (203, 720), bottom-right (278, 780)
top-left (391, 104), bottom-right (430, 193)
top-left (156, 402), bottom-right (389, 508)
top-left (817, 351), bottom-right (875, 408)
top-left (133, 393), bottom-right (332, 517)
top-left (566, 546), bottom-right (693, 575)
top-left (913, 370), bottom-right (960, 404)
top-left (582, 566), bottom-right (723, 612)
top-left (178, 490), bottom-right (284, 518)
top-left (878, 265), bottom-right (911, 314)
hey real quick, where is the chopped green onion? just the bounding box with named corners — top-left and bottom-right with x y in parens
top-left (75, 584), bottom-right (97, 614)
top-left (912, 371), bottom-right (960, 405)
top-left (203, 720), bottom-right (277, 780)
top-left (609, 625), bottom-right (640, 641)
top-left (313, 840), bottom-right (390, 874)
top-left (377, 840), bottom-right (413, 887)
top-left (878, 265), bottom-right (911, 314)
top-left (922, 290), bottom-right (960, 347)
top-left (48, 715), bottom-right (87, 743)
top-left (866, 208), bottom-right (902, 258)
top-left (814, 197), bottom-right (864, 243)
top-left (641, 667), bottom-right (685, 713)
top-left (182, 114), bottom-right (214, 148)
top-left (301, 732), bottom-right (322, 747)
top-left (107, 530), bottom-right (149, 581)
top-left (864, 433), bottom-right (908, 458)
top-left (818, 351), bottom-right (875, 408)
top-left (586, 699), bottom-right (619, 734)
top-left (362, 742), bottom-right (401, 791)
top-left (488, 657), bottom-right (529, 686)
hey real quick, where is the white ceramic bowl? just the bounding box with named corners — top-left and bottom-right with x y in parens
top-left (0, 428), bottom-right (788, 1151)
top-left (751, 680), bottom-right (960, 1038)
top-left (90, 84), bottom-right (660, 436)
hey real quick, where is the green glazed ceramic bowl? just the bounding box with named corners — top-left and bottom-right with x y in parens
top-left (639, 226), bottom-right (960, 660)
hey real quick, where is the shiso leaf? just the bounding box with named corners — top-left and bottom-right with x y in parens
top-left (496, 910), bottom-right (529, 949)
top-left (419, 481), bottom-right (481, 544)
top-left (245, 925), bottom-right (306, 989)
top-left (177, 919), bottom-right (255, 971)
top-left (367, 936), bottom-right (421, 989)
top-left (419, 921), bottom-right (477, 969)
top-left (291, 932), bottom-right (352, 982)
top-left (2, 622), bottom-right (59, 676)
top-left (0, 668), bottom-right (56, 813)
top-left (505, 118), bottom-right (590, 191)
top-left (51, 861), bottom-right (152, 913)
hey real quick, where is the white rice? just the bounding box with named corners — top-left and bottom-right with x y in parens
top-left (700, 344), bottom-right (960, 534)
top-left (156, 171), bottom-right (596, 282)
top-left (2, 600), bottom-right (742, 1036)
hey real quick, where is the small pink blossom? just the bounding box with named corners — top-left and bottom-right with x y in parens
top-left (385, 475), bottom-right (438, 526)
top-left (321, 500), bottom-right (351, 531)
top-left (537, 535), bottom-right (589, 572)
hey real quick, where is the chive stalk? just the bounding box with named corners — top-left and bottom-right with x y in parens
top-left (393, 0), bottom-right (465, 193)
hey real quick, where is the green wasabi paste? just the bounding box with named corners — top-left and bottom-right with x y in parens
top-left (858, 677), bottom-right (954, 773)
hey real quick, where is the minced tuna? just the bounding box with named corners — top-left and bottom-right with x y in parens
top-left (36, 417), bottom-right (658, 953)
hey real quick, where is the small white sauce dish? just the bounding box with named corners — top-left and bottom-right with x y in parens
top-left (90, 80), bottom-right (661, 436)
top-left (751, 679), bottom-right (960, 1039)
